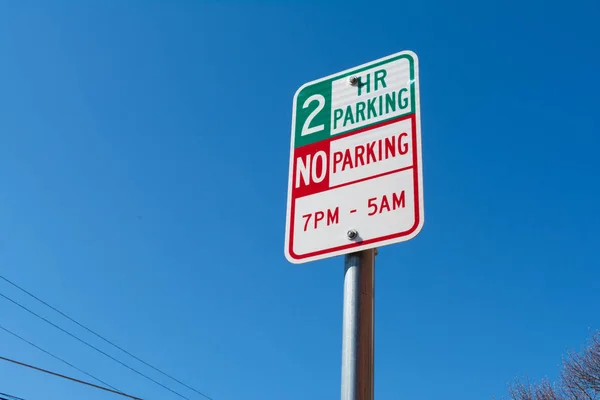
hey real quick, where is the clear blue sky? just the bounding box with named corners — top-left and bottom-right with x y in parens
top-left (0, 1), bottom-right (599, 400)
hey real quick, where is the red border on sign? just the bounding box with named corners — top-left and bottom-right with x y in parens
top-left (288, 114), bottom-right (421, 260)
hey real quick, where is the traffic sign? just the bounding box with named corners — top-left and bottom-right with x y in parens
top-left (284, 50), bottom-right (424, 264)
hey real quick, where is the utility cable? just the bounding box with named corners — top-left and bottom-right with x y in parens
top-left (0, 323), bottom-right (119, 391)
top-left (0, 391), bottom-right (27, 400)
top-left (0, 355), bottom-right (142, 400)
top-left (0, 291), bottom-right (193, 400)
top-left (0, 276), bottom-right (213, 400)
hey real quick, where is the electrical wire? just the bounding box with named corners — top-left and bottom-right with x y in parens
top-left (0, 391), bottom-right (27, 400)
top-left (0, 355), bottom-right (142, 400)
top-left (0, 275), bottom-right (213, 400)
top-left (0, 323), bottom-right (119, 391)
top-left (0, 291), bottom-right (193, 400)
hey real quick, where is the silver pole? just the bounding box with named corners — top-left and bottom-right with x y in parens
top-left (341, 249), bottom-right (375, 400)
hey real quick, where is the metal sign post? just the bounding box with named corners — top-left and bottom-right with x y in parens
top-left (285, 50), bottom-right (424, 400)
top-left (341, 249), bottom-right (375, 400)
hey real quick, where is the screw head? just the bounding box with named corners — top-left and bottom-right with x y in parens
top-left (348, 76), bottom-right (358, 86)
top-left (346, 229), bottom-right (358, 240)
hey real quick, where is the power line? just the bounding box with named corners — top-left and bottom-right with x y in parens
top-left (0, 291), bottom-right (193, 400)
top-left (0, 391), bottom-right (27, 400)
top-left (0, 355), bottom-right (142, 400)
top-left (0, 275), bottom-right (213, 400)
top-left (0, 323), bottom-right (119, 391)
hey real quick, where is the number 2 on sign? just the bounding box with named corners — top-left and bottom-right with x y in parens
top-left (301, 94), bottom-right (325, 136)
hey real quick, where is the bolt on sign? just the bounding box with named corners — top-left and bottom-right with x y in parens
top-left (284, 50), bottom-right (424, 264)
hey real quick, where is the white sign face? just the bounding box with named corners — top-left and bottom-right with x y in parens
top-left (284, 50), bottom-right (424, 264)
